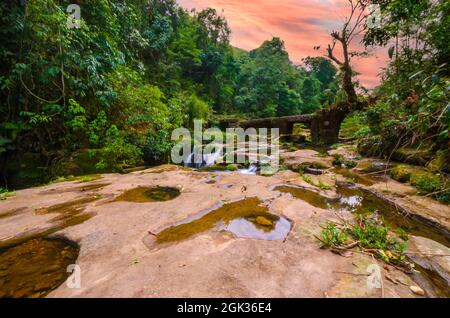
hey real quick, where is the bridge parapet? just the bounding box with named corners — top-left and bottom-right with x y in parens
top-left (219, 109), bottom-right (345, 145)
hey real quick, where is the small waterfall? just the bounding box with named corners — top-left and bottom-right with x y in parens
top-left (238, 164), bottom-right (258, 175)
top-left (204, 148), bottom-right (223, 166)
top-left (184, 147), bottom-right (223, 168)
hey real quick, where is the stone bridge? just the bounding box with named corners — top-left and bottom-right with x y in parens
top-left (219, 109), bottom-right (346, 145)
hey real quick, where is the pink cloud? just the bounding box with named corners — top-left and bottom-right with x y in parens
top-left (178, 0), bottom-right (388, 88)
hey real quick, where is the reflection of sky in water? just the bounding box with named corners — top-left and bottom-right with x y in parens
top-left (340, 196), bottom-right (363, 210)
top-left (223, 217), bottom-right (291, 241)
top-left (324, 194), bottom-right (364, 213)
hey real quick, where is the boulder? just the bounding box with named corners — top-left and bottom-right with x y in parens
top-left (407, 236), bottom-right (450, 288)
top-left (255, 216), bottom-right (274, 227)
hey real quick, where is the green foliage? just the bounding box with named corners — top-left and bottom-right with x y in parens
top-left (0, 188), bottom-right (16, 200)
top-left (302, 175), bottom-right (313, 185)
top-left (410, 173), bottom-right (442, 194)
top-left (359, 0), bottom-right (449, 165)
top-left (351, 215), bottom-right (408, 264)
top-left (320, 222), bottom-right (348, 248)
top-left (186, 94), bottom-right (210, 126)
top-left (340, 112), bottom-right (370, 139)
top-left (319, 215), bottom-right (409, 267)
top-left (233, 38), bottom-right (334, 118)
top-left (332, 154), bottom-right (357, 169)
top-left (390, 165), bottom-right (450, 203)
top-left (317, 180), bottom-right (332, 190)
top-left (144, 130), bottom-right (172, 164)
top-left (95, 134), bottom-right (143, 171)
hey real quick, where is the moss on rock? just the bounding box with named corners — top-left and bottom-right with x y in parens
top-left (390, 165), bottom-right (413, 183)
top-left (393, 147), bottom-right (433, 166)
top-left (410, 173), bottom-right (443, 194)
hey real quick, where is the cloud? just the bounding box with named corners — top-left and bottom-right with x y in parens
top-left (178, 0), bottom-right (388, 88)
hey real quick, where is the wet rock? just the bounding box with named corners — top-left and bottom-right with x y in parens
top-left (362, 161), bottom-right (390, 173)
top-left (281, 149), bottom-right (333, 172)
top-left (304, 167), bottom-right (324, 175)
top-left (407, 236), bottom-right (450, 288)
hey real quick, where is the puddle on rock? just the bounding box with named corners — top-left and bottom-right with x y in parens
top-left (0, 196), bottom-right (100, 250)
top-left (115, 186), bottom-right (180, 203)
top-left (141, 165), bottom-right (191, 174)
top-left (411, 262), bottom-right (450, 298)
top-left (156, 197), bottom-right (291, 244)
top-left (40, 183), bottom-right (110, 195)
top-left (333, 168), bottom-right (388, 186)
top-left (274, 185), bottom-right (450, 247)
top-left (0, 238), bottom-right (79, 298)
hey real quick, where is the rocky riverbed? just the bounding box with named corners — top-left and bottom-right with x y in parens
top-left (0, 146), bottom-right (449, 298)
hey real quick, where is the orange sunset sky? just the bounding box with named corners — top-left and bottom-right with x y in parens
top-left (178, 0), bottom-right (390, 88)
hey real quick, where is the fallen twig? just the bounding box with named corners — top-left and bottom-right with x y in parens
top-left (334, 271), bottom-right (368, 276)
top-left (405, 251), bottom-right (450, 257)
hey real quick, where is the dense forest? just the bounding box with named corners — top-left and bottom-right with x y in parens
top-left (0, 0), bottom-right (448, 192)
top-left (0, 0), bottom-right (338, 188)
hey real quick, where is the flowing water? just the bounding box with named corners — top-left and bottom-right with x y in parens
top-left (237, 164), bottom-right (258, 175)
top-left (183, 142), bottom-right (273, 176)
top-left (184, 147), bottom-right (223, 169)
top-left (274, 184), bottom-right (450, 247)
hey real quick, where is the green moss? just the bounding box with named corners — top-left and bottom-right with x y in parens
top-left (391, 165), bottom-right (442, 194)
top-left (390, 165), bottom-right (413, 183)
top-left (390, 165), bottom-right (450, 203)
top-left (198, 164), bottom-right (228, 172)
top-left (317, 180), bottom-right (332, 190)
top-left (50, 174), bottom-right (103, 185)
top-left (226, 164), bottom-right (239, 171)
top-left (410, 173), bottom-right (442, 194)
top-left (393, 147), bottom-right (433, 166)
top-left (302, 175), bottom-right (313, 185)
top-left (299, 162), bottom-right (328, 170)
top-left (357, 136), bottom-right (383, 157)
